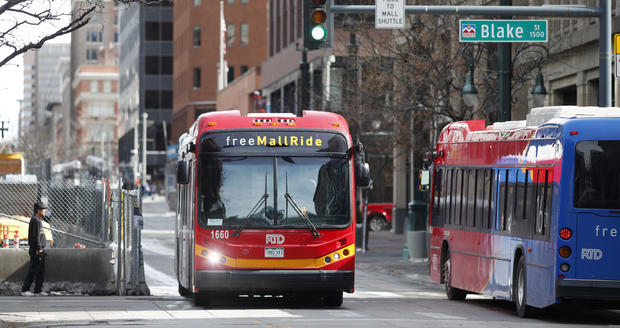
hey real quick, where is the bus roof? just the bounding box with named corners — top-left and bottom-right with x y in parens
top-left (439, 106), bottom-right (620, 144)
top-left (194, 110), bottom-right (350, 136)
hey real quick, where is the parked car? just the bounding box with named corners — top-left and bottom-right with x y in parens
top-left (364, 203), bottom-right (394, 231)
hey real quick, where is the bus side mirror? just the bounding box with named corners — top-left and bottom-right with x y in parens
top-left (419, 169), bottom-right (430, 191)
top-left (177, 161), bottom-right (189, 185)
top-left (356, 162), bottom-right (371, 189)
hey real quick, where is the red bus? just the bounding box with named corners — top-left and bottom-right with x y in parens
top-left (175, 110), bottom-right (369, 307)
top-left (425, 106), bottom-right (620, 317)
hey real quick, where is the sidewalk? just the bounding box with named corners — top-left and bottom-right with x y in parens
top-left (355, 230), bottom-right (434, 286)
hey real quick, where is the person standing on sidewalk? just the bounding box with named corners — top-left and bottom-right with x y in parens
top-left (21, 202), bottom-right (48, 296)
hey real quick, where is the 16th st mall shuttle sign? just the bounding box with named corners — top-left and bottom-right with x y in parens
top-left (376, 0), bottom-right (405, 29)
top-left (460, 20), bottom-right (548, 42)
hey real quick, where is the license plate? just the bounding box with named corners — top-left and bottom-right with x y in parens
top-left (264, 247), bottom-right (284, 258)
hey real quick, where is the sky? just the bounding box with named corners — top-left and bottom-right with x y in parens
top-left (0, 0), bottom-right (71, 144)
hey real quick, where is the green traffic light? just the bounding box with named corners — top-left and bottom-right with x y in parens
top-left (311, 25), bottom-right (326, 41)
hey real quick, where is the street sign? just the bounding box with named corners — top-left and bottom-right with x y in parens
top-left (459, 20), bottom-right (548, 42)
top-left (375, 0), bottom-right (405, 29)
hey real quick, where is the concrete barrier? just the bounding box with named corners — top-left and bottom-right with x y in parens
top-left (0, 248), bottom-right (115, 295)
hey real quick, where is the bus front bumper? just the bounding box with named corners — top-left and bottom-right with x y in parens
top-left (195, 270), bottom-right (354, 293)
top-left (557, 279), bottom-right (620, 300)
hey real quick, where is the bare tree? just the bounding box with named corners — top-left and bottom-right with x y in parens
top-left (0, 0), bottom-right (162, 68)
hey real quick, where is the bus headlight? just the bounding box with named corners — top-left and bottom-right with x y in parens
top-left (560, 263), bottom-right (570, 272)
top-left (209, 252), bottom-right (221, 263)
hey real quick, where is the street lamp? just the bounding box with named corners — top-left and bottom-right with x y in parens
top-left (530, 70), bottom-right (547, 108)
top-left (462, 68), bottom-right (479, 108)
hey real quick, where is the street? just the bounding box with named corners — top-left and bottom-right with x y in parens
top-left (0, 196), bottom-right (619, 327)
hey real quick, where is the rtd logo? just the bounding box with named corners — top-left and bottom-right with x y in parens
top-left (581, 248), bottom-right (603, 260)
top-left (266, 234), bottom-right (285, 245)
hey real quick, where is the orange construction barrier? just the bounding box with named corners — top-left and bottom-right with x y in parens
top-left (1, 226), bottom-right (8, 248)
top-left (13, 230), bottom-right (19, 248)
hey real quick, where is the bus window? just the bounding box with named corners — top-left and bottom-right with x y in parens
top-left (525, 169), bottom-right (537, 223)
top-left (498, 170), bottom-right (507, 231)
top-left (462, 169), bottom-right (469, 227)
top-left (475, 169), bottom-right (484, 229)
top-left (487, 169), bottom-right (495, 230)
top-left (451, 169), bottom-right (459, 226)
top-left (447, 168), bottom-right (454, 225)
top-left (574, 140), bottom-right (620, 209)
top-left (456, 169), bottom-right (463, 226)
top-left (535, 169), bottom-right (551, 236)
top-left (505, 170), bottom-right (515, 232)
top-left (515, 169), bottom-right (525, 221)
top-left (543, 169), bottom-right (552, 233)
top-left (433, 168), bottom-right (443, 220)
top-left (467, 169), bottom-right (477, 227)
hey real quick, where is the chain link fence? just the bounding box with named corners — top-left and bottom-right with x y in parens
top-left (0, 175), bottom-right (108, 247)
top-left (0, 175), bottom-right (147, 295)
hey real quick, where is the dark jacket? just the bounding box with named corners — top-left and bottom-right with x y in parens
top-left (28, 215), bottom-right (47, 251)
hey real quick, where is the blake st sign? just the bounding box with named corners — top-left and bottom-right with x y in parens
top-left (460, 20), bottom-right (548, 42)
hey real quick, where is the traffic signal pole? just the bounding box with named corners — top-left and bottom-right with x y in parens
top-left (330, 2), bottom-right (612, 108)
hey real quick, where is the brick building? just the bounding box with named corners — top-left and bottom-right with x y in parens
top-left (172, 0), bottom-right (268, 141)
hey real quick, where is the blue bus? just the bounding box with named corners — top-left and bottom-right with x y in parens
top-left (426, 106), bottom-right (620, 317)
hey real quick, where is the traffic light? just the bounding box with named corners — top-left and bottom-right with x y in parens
top-left (303, 0), bottom-right (332, 50)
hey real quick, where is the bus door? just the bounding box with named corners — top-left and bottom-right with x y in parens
top-left (573, 140), bottom-right (620, 280)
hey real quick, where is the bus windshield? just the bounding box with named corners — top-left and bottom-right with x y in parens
top-left (198, 156), bottom-right (350, 229)
top-left (574, 140), bottom-right (620, 209)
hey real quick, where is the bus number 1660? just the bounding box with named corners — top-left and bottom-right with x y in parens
top-left (211, 230), bottom-right (230, 239)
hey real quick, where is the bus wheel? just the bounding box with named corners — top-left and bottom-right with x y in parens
top-left (178, 282), bottom-right (189, 297)
top-left (323, 291), bottom-right (343, 307)
top-left (443, 249), bottom-right (466, 301)
top-left (514, 257), bottom-right (536, 318)
top-left (193, 292), bottom-right (211, 307)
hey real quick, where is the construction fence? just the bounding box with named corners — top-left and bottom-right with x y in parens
top-left (0, 175), bottom-right (147, 295)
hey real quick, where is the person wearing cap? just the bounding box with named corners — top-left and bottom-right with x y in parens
top-left (21, 202), bottom-right (48, 296)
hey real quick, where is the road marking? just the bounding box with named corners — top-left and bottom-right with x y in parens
top-left (325, 310), bottom-right (366, 318)
top-left (207, 309), bottom-right (299, 318)
top-left (414, 312), bottom-right (465, 320)
top-left (346, 291), bottom-right (405, 298)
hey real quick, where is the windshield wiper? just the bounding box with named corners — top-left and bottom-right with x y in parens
top-left (283, 173), bottom-right (321, 238)
top-left (232, 173), bottom-right (269, 237)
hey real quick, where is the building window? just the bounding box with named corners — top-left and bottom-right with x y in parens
top-left (240, 23), bottom-right (249, 45)
top-left (193, 26), bottom-right (201, 46)
top-left (87, 101), bottom-right (114, 117)
top-left (227, 66), bottom-right (235, 83)
top-left (161, 56), bottom-right (173, 75)
top-left (86, 48), bottom-right (98, 61)
top-left (145, 22), bottom-right (172, 41)
top-left (226, 24), bottom-right (235, 47)
top-left (86, 31), bottom-right (103, 42)
top-left (145, 56), bottom-right (158, 75)
top-left (241, 0), bottom-right (248, 3)
top-left (145, 22), bottom-right (159, 40)
top-left (103, 81), bottom-right (112, 93)
top-left (241, 65), bottom-right (248, 75)
top-left (193, 68), bottom-right (201, 89)
top-left (114, 32), bottom-right (118, 43)
top-left (227, 0), bottom-right (234, 3)
top-left (193, 0), bottom-right (201, 5)
top-left (145, 90), bottom-right (160, 109)
top-left (90, 81), bottom-right (98, 93)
